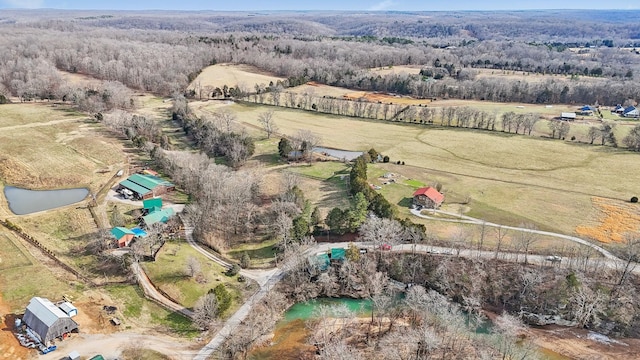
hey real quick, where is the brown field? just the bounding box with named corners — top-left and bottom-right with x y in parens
top-left (188, 63), bottom-right (285, 93)
top-left (58, 70), bottom-right (103, 87)
top-left (368, 65), bottom-right (422, 76)
top-left (226, 102), bottom-right (640, 238)
top-left (576, 197), bottom-right (640, 243)
top-left (473, 68), bottom-right (608, 84)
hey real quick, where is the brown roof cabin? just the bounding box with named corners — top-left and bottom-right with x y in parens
top-left (413, 187), bottom-right (445, 209)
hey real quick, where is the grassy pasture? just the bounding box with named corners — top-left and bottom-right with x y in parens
top-left (105, 284), bottom-right (198, 337)
top-left (0, 104), bottom-right (123, 194)
top-left (188, 63), bottom-right (285, 93)
top-left (230, 102), bottom-right (640, 238)
top-left (0, 228), bottom-right (80, 311)
top-left (142, 240), bottom-right (255, 313)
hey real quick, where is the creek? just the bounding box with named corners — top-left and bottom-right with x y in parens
top-left (3, 186), bottom-right (89, 215)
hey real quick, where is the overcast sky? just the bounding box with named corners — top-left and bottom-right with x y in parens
top-left (1, 0), bottom-right (638, 11)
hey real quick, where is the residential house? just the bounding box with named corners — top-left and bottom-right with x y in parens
top-left (110, 227), bottom-right (135, 248)
top-left (413, 187), bottom-right (445, 209)
top-left (623, 106), bottom-right (639, 118)
top-left (577, 105), bottom-right (595, 115)
top-left (612, 104), bottom-right (625, 114)
top-left (143, 207), bottom-right (175, 227)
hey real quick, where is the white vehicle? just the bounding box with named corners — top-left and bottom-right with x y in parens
top-left (546, 255), bottom-right (562, 262)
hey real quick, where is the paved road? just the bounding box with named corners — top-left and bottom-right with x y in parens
top-left (193, 269), bottom-right (284, 360)
top-left (131, 262), bottom-right (194, 318)
top-left (410, 208), bottom-right (619, 260)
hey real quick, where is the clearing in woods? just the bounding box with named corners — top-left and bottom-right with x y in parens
top-left (222, 101), bottom-right (640, 238)
top-left (188, 63), bottom-right (285, 94)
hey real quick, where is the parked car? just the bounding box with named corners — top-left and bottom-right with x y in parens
top-left (545, 255), bottom-right (562, 262)
top-left (379, 244), bottom-right (392, 251)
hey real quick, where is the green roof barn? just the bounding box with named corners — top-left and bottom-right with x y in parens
top-left (118, 173), bottom-right (175, 200)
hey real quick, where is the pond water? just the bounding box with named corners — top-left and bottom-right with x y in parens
top-left (283, 297), bottom-right (372, 322)
top-left (4, 186), bottom-right (89, 215)
top-left (313, 147), bottom-right (364, 161)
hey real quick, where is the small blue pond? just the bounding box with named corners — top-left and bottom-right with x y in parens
top-left (4, 186), bottom-right (89, 215)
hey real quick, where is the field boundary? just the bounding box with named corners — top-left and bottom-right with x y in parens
top-left (0, 219), bottom-right (96, 286)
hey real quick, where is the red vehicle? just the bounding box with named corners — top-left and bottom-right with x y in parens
top-left (379, 243), bottom-right (392, 251)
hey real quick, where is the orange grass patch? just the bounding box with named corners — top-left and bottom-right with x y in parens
top-left (576, 197), bottom-right (640, 243)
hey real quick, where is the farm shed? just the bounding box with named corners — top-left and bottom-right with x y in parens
top-left (118, 173), bottom-right (175, 200)
top-left (561, 112), bottom-right (576, 120)
top-left (58, 302), bottom-right (78, 317)
top-left (143, 198), bottom-right (163, 213)
top-left (413, 187), bottom-right (445, 209)
top-left (111, 227), bottom-right (136, 248)
top-left (23, 297), bottom-right (78, 344)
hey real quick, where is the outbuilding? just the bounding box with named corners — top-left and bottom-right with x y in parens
top-left (58, 302), bottom-right (78, 317)
top-left (118, 173), bottom-right (175, 200)
top-left (23, 297), bottom-right (79, 344)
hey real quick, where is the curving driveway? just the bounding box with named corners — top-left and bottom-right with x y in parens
top-left (410, 208), bottom-right (619, 260)
top-left (131, 262), bottom-right (194, 318)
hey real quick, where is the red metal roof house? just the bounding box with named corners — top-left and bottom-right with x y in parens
top-left (412, 187), bottom-right (444, 209)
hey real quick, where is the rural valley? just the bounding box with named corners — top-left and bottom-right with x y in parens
top-left (1, 4), bottom-right (640, 360)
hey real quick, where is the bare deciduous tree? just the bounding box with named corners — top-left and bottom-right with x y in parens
top-left (257, 110), bottom-right (278, 139)
top-left (185, 256), bottom-right (201, 278)
top-left (193, 293), bottom-right (219, 330)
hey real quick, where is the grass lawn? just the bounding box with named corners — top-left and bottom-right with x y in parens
top-left (227, 238), bottom-right (278, 267)
top-left (405, 179), bottom-right (426, 188)
top-left (105, 284), bottom-right (199, 337)
top-left (287, 162), bottom-right (350, 180)
top-left (142, 240), bottom-right (254, 312)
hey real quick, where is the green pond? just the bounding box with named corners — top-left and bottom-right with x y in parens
top-left (282, 297), bottom-right (372, 322)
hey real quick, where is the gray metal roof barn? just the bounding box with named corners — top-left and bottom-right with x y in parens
top-left (23, 297), bottom-right (78, 344)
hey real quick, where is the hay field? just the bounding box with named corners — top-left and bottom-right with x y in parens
top-left (473, 68), bottom-right (608, 84)
top-left (229, 102), bottom-right (640, 236)
top-left (0, 103), bottom-right (125, 217)
top-left (368, 65), bottom-right (422, 76)
top-left (188, 63), bottom-right (285, 92)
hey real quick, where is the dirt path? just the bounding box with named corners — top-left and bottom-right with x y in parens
top-left (0, 291), bottom-right (33, 360)
top-left (131, 262), bottom-right (194, 319)
top-left (410, 208), bottom-right (619, 260)
top-left (39, 332), bottom-right (199, 360)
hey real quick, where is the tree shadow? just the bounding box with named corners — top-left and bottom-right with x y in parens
top-left (397, 197), bottom-right (413, 207)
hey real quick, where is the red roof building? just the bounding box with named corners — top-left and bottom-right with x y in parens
top-left (412, 187), bottom-right (444, 208)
